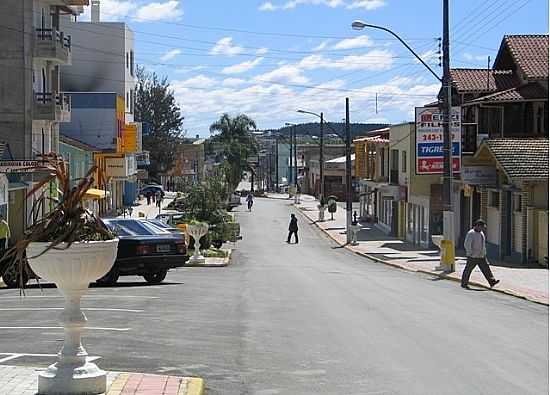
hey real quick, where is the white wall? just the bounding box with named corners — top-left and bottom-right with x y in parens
top-left (486, 207), bottom-right (500, 245)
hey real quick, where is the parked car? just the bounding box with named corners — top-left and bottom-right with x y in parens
top-left (100, 219), bottom-right (188, 285)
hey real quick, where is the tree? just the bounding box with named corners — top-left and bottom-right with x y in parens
top-left (134, 66), bottom-right (184, 178)
top-left (209, 114), bottom-right (258, 191)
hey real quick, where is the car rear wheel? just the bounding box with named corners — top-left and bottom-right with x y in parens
top-left (96, 267), bottom-right (119, 286)
top-left (143, 269), bottom-right (168, 284)
top-left (2, 264), bottom-right (29, 288)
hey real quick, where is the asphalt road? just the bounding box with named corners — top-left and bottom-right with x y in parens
top-left (0, 198), bottom-right (548, 395)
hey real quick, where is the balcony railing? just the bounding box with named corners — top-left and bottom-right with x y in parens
top-left (34, 92), bottom-right (71, 122)
top-left (36, 28), bottom-right (71, 49)
top-left (34, 28), bottom-right (71, 64)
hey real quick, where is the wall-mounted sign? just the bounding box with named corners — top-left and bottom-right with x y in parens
top-left (0, 160), bottom-right (43, 173)
top-left (462, 166), bottom-right (497, 185)
top-left (415, 106), bottom-right (461, 174)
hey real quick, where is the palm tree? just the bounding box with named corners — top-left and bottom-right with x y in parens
top-left (210, 114), bottom-right (258, 191)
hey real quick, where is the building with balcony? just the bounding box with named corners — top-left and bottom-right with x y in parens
top-left (60, 0), bottom-right (137, 124)
top-left (445, 34), bottom-right (548, 263)
top-left (0, 0), bottom-right (87, 240)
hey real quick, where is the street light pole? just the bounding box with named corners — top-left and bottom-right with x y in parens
top-left (351, 12), bottom-right (455, 265)
top-left (293, 124), bottom-right (298, 201)
top-left (320, 112), bottom-right (324, 202)
top-left (345, 98), bottom-right (352, 244)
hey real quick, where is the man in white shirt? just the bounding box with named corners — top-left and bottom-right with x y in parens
top-left (461, 219), bottom-right (500, 289)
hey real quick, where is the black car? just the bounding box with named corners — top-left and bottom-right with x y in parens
top-left (100, 219), bottom-right (188, 285)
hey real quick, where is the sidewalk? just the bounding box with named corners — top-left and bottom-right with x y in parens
top-left (0, 365), bottom-right (204, 395)
top-left (295, 195), bottom-right (549, 305)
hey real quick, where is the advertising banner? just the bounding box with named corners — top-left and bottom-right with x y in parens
top-left (415, 106), bottom-right (461, 174)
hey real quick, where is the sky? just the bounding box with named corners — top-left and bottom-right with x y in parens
top-left (78, 0), bottom-right (548, 137)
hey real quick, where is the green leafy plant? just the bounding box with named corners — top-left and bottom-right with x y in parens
top-left (0, 153), bottom-right (114, 289)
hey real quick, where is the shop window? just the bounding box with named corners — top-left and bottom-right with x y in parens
top-left (489, 191), bottom-right (499, 208)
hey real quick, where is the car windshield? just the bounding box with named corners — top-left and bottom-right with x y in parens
top-left (108, 220), bottom-right (156, 236)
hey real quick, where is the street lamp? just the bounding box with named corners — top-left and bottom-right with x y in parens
top-left (352, 12), bottom-right (455, 269)
top-left (296, 110), bottom-right (324, 202)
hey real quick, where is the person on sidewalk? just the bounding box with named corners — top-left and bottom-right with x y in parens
top-left (0, 214), bottom-right (9, 257)
top-left (287, 213), bottom-right (298, 244)
top-left (246, 192), bottom-right (254, 211)
top-left (146, 192), bottom-right (151, 205)
top-left (461, 219), bottom-right (500, 289)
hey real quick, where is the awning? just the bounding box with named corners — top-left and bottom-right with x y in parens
top-left (84, 188), bottom-right (110, 200)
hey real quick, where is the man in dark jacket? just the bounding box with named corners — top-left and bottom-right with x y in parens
top-left (287, 213), bottom-right (298, 244)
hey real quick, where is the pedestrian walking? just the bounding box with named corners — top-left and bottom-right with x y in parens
top-left (0, 214), bottom-right (10, 257)
top-left (152, 191), bottom-right (156, 204)
top-left (156, 191), bottom-right (162, 208)
top-left (287, 213), bottom-right (298, 244)
top-left (461, 219), bottom-right (500, 289)
top-left (146, 192), bottom-right (151, 205)
top-left (246, 192), bottom-right (254, 211)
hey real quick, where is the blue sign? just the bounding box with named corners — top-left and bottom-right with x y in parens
top-left (417, 142), bottom-right (460, 157)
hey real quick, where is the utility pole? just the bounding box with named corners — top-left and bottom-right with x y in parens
top-left (320, 112), bottom-right (324, 201)
top-left (345, 98), bottom-right (352, 244)
top-left (288, 127), bottom-right (293, 193)
top-left (293, 124), bottom-right (298, 200)
top-left (275, 136), bottom-right (279, 192)
top-left (441, 0), bottom-right (455, 254)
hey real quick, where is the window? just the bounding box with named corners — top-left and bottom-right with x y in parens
top-left (489, 191), bottom-right (500, 209)
top-left (130, 90), bottom-right (134, 113)
top-left (126, 52), bottom-right (129, 69)
top-left (130, 50), bottom-right (134, 76)
top-left (514, 194), bottom-right (522, 212)
top-left (126, 92), bottom-right (129, 109)
top-left (390, 149), bottom-right (399, 171)
top-left (402, 151), bottom-right (407, 173)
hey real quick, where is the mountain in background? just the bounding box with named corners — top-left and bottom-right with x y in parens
top-left (260, 123), bottom-right (389, 139)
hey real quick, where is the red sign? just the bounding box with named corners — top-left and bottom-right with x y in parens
top-left (417, 158), bottom-right (460, 174)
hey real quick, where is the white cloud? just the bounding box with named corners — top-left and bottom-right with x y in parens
top-left (80, 0), bottom-right (134, 21)
top-left (222, 58), bottom-right (264, 74)
top-left (463, 52), bottom-right (489, 62)
top-left (160, 49), bottom-right (182, 62)
top-left (133, 1), bottom-right (183, 22)
top-left (253, 64), bottom-right (309, 84)
top-left (259, 1), bottom-right (276, 11)
top-left (312, 40), bottom-right (330, 51)
top-left (173, 75), bottom-right (217, 89)
top-left (222, 78), bottom-right (247, 87)
top-left (259, 0), bottom-right (385, 11)
top-left (332, 35), bottom-right (372, 50)
top-left (298, 49), bottom-right (394, 71)
top-left (256, 47), bottom-right (269, 55)
top-left (346, 0), bottom-right (385, 10)
top-left (210, 37), bottom-right (245, 57)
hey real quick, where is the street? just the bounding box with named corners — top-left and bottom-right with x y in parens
top-left (0, 197), bottom-right (548, 395)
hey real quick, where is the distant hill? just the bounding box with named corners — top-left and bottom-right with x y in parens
top-left (260, 123), bottom-right (389, 139)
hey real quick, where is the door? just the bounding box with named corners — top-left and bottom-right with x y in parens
top-left (391, 201), bottom-right (398, 237)
top-left (504, 191), bottom-right (513, 256)
top-left (537, 211), bottom-right (548, 266)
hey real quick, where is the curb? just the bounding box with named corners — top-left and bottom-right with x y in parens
top-left (185, 377), bottom-right (205, 395)
top-left (294, 203), bottom-right (549, 306)
top-left (184, 248), bottom-right (232, 267)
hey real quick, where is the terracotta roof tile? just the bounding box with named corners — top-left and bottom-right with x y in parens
top-left (466, 83), bottom-right (548, 104)
top-left (449, 69), bottom-right (519, 93)
top-left (482, 138), bottom-right (549, 180)
top-left (503, 35), bottom-right (549, 80)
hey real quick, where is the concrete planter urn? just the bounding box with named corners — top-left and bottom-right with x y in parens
top-left (350, 224), bottom-right (361, 246)
top-left (26, 239), bottom-right (119, 395)
top-left (318, 204), bottom-right (326, 222)
top-left (187, 222), bottom-right (209, 264)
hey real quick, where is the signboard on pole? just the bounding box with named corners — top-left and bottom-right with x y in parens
top-left (415, 106), bottom-right (461, 174)
top-left (462, 166), bottom-right (497, 185)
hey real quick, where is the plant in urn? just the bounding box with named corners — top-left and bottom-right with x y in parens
top-left (0, 154), bottom-right (118, 395)
top-left (187, 221), bottom-right (209, 264)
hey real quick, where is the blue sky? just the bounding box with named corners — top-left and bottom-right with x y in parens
top-left (80, 0), bottom-right (548, 137)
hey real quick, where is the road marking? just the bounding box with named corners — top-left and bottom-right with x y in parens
top-left (0, 326), bottom-right (130, 331)
top-left (0, 308), bottom-right (144, 312)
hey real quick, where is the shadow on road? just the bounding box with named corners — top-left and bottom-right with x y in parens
top-left (8, 281), bottom-right (184, 290)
